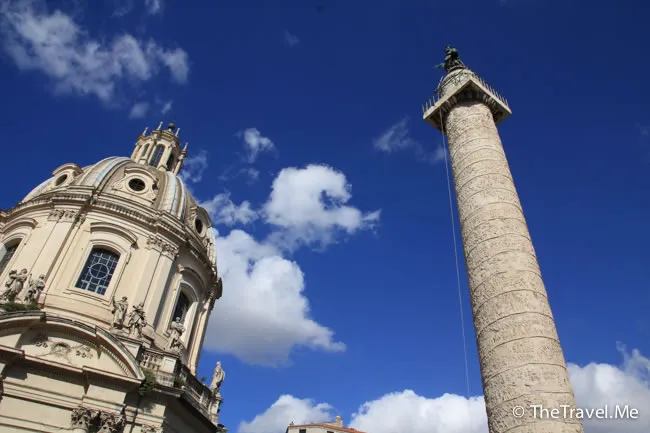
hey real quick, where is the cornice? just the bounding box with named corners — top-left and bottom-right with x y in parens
top-left (1, 191), bottom-right (217, 280)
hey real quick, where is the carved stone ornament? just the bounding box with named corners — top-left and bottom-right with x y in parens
top-left (48, 209), bottom-right (79, 222)
top-left (126, 302), bottom-right (147, 338)
top-left (23, 273), bottom-right (45, 304)
top-left (70, 405), bottom-right (98, 430)
top-left (111, 176), bottom-right (156, 201)
top-left (141, 424), bottom-right (164, 433)
top-left (210, 361), bottom-right (225, 393)
top-left (98, 411), bottom-right (126, 433)
top-left (145, 235), bottom-right (178, 258)
top-left (30, 334), bottom-right (95, 360)
top-left (1, 268), bottom-right (28, 302)
top-left (61, 209), bottom-right (80, 222)
top-left (48, 209), bottom-right (64, 221)
top-left (165, 317), bottom-right (185, 352)
top-left (70, 406), bottom-right (125, 433)
top-left (110, 296), bottom-right (129, 330)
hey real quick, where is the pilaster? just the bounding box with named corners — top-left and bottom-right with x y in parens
top-left (187, 303), bottom-right (208, 372)
top-left (141, 235), bottom-right (177, 330)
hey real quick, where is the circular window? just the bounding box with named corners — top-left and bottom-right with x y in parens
top-left (195, 218), bottom-right (204, 234)
top-left (128, 178), bottom-right (146, 192)
top-left (89, 262), bottom-right (110, 279)
top-left (55, 174), bottom-right (68, 186)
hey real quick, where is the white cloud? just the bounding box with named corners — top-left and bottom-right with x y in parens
top-left (373, 118), bottom-right (416, 152)
top-left (157, 47), bottom-right (189, 83)
top-left (205, 230), bottom-right (345, 365)
top-left (373, 118), bottom-right (444, 164)
top-left (241, 346), bottom-right (650, 433)
top-left (111, 0), bottom-right (133, 17)
top-left (0, 0), bottom-right (189, 104)
top-left (179, 150), bottom-right (208, 184)
top-left (239, 395), bottom-right (332, 433)
top-left (284, 30), bottom-right (300, 47)
top-left (161, 99), bottom-right (172, 114)
top-left (350, 391), bottom-right (486, 433)
top-left (263, 165), bottom-right (380, 250)
top-left (198, 164), bottom-right (374, 364)
top-left (128, 101), bottom-right (149, 118)
top-left (200, 193), bottom-right (258, 227)
top-left (240, 167), bottom-right (260, 183)
top-left (239, 128), bottom-right (276, 163)
top-left (144, 0), bottom-right (162, 15)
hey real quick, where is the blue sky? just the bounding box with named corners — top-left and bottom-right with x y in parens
top-left (1, 0), bottom-right (649, 432)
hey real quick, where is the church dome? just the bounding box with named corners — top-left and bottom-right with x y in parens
top-left (1, 122), bottom-right (222, 371)
top-left (20, 124), bottom-right (216, 268)
top-left (0, 122), bottom-right (226, 431)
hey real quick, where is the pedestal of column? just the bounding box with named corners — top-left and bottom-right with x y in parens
top-left (424, 69), bottom-right (583, 433)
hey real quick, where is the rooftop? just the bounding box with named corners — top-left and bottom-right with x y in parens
top-left (288, 422), bottom-right (366, 433)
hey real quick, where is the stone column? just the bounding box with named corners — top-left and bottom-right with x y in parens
top-left (423, 69), bottom-right (582, 433)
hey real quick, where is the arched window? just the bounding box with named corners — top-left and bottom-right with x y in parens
top-left (149, 146), bottom-right (164, 167)
top-left (0, 241), bottom-right (20, 275)
top-left (172, 292), bottom-right (191, 323)
top-left (165, 154), bottom-right (175, 171)
top-left (75, 248), bottom-right (120, 295)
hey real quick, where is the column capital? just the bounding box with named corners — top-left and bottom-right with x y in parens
top-left (423, 68), bottom-right (512, 132)
top-left (70, 405), bottom-right (98, 432)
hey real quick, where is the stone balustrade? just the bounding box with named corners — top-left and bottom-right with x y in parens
top-left (138, 347), bottom-right (221, 424)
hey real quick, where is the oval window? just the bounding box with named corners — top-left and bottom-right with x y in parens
top-left (195, 218), bottom-right (204, 234)
top-left (55, 174), bottom-right (68, 186)
top-left (128, 178), bottom-right (146, 192)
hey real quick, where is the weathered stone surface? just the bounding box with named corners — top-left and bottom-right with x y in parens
top-left (445, 100), bottom-right (582, 433)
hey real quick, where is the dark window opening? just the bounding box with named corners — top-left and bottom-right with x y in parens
top-left (55, 174), bottom-right (68, 186)
top-left (195, 218), bottom-right (204, 234)
top-left (75, 248), bottom-right (119, 295)
top-left (172, 292), bottom-right (191, 322)
top-left (166, 154), bottom-right (175, 171)
top-left (128, 178), bottom-right (146, 192)
top-left (149, 146), bottom-right (164, 167)
top-left (0, 242), bottom-right (20, 275)
top-left (299, 429), bottom-right (306, 433)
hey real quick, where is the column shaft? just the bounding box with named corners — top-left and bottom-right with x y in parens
top-left (445, 101), bottom-right (582, 433)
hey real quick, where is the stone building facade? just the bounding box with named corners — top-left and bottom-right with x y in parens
top-left (0, 123), bottom-right (228, 433)
top-left (286, 416), bottom-right (365, 433)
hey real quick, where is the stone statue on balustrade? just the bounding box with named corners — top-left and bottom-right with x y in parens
top-left (1, 268), bottom-right (29, 302)
top-left (210, 361), bottom-right (225, 394)
top-left (166, 317), bottom-right (185, 352)
top-left (23, 274), bottom-right (45, 304)
top-left (126, 302), bottom-right (147, 338)
top-left (110, 296), bottom-right (129, 329)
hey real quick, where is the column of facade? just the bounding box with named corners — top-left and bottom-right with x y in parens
top-left (187, 302), bottom-right (210, 373)
top-left (141, 138), bottom-right (159, 165)
top-left (8, 210), bottom-right (82, 304)
top-left (141, 235), bottom-right (177, 332)
top-left (137, 142), bottom-right (151, 164)
top-left (424, 68), bottom-right (582, 433)
top-left (159, 146), bottom-right (173, 170)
